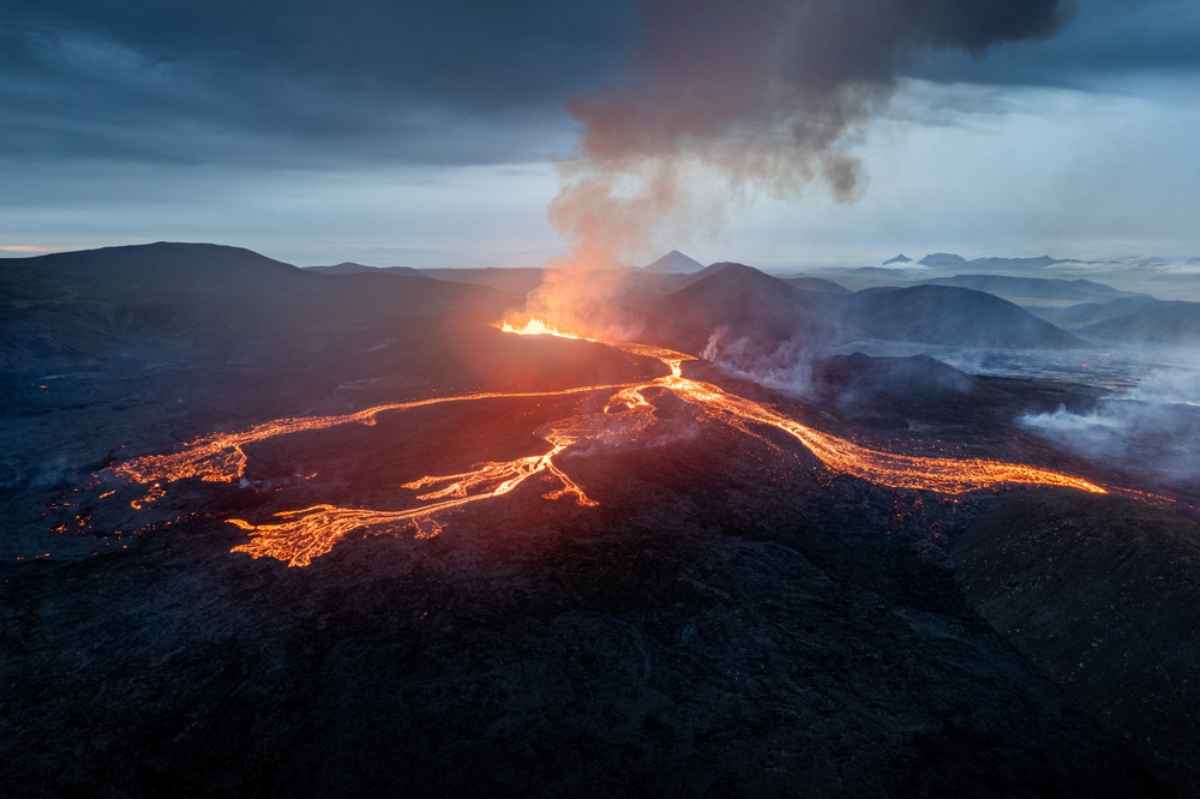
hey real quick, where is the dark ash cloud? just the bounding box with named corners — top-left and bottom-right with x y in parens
top-left (917, 0), bottom-right (1200, 88)
top-left (5, 0), bottom-right (1194, 176)
top-left (2, 2), bottom-right (640, 168)
top-left (550, 0), bottom-right (1078, 266)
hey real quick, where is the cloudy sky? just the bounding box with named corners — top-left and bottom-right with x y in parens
top-left (3, 0), bottom-right (1199, 268)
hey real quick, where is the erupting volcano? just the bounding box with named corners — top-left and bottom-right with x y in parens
top-left (111, 319), bottom-right (1106, 567)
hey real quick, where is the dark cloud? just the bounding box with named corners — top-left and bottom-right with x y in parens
top-left (549, 0), bottom-right (1079, 267)
top-left (916, 0), bottom-right (1200, 87)
top-left (2, 2), bottom-right (640, 167)
top-left (2, 0), bottom-right (1197, 175)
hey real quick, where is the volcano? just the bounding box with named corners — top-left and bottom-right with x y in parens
top-left (4, 244), bottom-right (1199, 797)
top-left (643, 249), bottom-right (705, 273)
top-left (845, 285), bottom-right (1083, 348)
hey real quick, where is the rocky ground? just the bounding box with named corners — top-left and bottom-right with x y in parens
top-left (3, 320), bottom-right (1199, 797)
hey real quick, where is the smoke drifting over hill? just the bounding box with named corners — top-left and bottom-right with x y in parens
top-left (552, 0), bottom-right (1075, 266)
top-left (1021, 364), bottom-right (1200, 483)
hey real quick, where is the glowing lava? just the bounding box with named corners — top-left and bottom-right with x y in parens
top-left (499, 318), bottom-right (585, 339)
top-left (111, 318), bottom-right (1107, 567)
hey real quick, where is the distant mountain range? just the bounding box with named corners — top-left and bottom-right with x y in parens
top-left (784, 276), bottom-right (849, 294)
top-left (307, 261), bottom-right (424, 277)
top-left (7, 243), bottom-right (1199, 367)
top-left (793, 252), bottom-right (1200, 302)
top-left (865, 252), bottom-right (1200, 279)
top-left (920, 274), bottom-right (1143, 304)
top-left (880, 253), bottom-right (1063, 271)
top-left (1075, 300), bottom-right (1200, 346)
top-left (643, 261), bottom-right (1083, 353)
top-left (1029, 297), bottom-right (1158, 329)
top-left (1021, 295), bottom-right (1200, 347)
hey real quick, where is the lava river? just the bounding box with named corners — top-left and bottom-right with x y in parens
top-left (111, 320), bottom-right (1107, 566)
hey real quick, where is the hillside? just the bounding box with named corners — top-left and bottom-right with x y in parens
top-left (921, 274), bottom-right (1135, 304)
top-left (1077, 300), bottom-right (1200, 345)
top-left (307, 262), bottom-right (424, 277)
top-left (1029, 296), bottom-right (1158, 329)
top-left (2, 241), bottom-right (300, 299)
top-left (644, 262), bottom-right (845, 353)
top-left (0, 243), bottom-right (510, 371)
top-left (844, 285), bottom-right (1082, 349)
top-left (785, 276), bottom-right (849, 294)
top-left (419, 267), bottom-right (547, 296)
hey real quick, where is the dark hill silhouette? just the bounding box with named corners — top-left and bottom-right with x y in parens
top-left (645, 262), bottom-right (847, 353)
top-left (921, 274), bottom-right (1136, 303)
top-left (2, 241), bottom-right (499, 310)
top-left (917, 254), bottom-right (1062, 272)
top-left (308, 262), bottom-right (378, 275)
top-left (1077, 300), bottom-right (1200, 345)
top-left (419, 267), bottom-right (546, 296)
top-left (919, 253), bottom-right (969, 269)
top-left (785, 276), bottom-right (848, 294)
top-left (845, 285), bottom-right (1082, 349)
top-left (1030, 296), bottom-right (1158, 329)
top-left (807, 353), bottom-right (978, 425)
top-left (307, 262), bottom-right (425, 277)
top-left (0, 243), bottom-right (510, 370)
top-left (6, 241), bottom-right (299, 298)
top-left (790, 266), bottom-right (917, 292)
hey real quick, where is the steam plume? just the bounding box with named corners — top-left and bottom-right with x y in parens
top-left (552, 0), bottom-right (1075, 267)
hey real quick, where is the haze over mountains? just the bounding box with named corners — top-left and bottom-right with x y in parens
top-left (307, 261), bottom-right (425, 277)
top-left (920, 274), bottom-right (1141, 304)
top-left (1076, 300), bottom-right (1200, 346)
top-left (871, 251), bottom-right (1200, 275)
top-left (845, 286), bottom-right (1083, 349)
top-left (10, 243), bottom-right (1200, 373)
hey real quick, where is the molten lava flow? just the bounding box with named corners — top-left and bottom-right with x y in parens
top-left (112, 318), bottom-right (1107, 567)
top-left (227, 427), bottom-right (598, 566)
top-left (499, 318), bottom-right (584, 339)
top-left (113, 382), bottom-right (638, 488)
top-left (584, 334), bottom-right (1107, 496)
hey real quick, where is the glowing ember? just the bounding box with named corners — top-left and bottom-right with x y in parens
top-left (111, 318), bottom-right (1107, 567)
top-left (499, 318), bottom-right (585, 339)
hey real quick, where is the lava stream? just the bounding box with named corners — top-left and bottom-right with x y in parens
top-left (113, 382), bottom-right (637, 491)
top-left (112, 319), bottom-right (1107, 567)
top-left (227, 428), bottom-right (599, 566)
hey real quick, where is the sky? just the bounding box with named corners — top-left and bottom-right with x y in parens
top-left (3, 0), bottom-right (1199, 268)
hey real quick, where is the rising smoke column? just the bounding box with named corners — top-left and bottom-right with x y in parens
top-left (549, 0), bottom-right (1074, 270)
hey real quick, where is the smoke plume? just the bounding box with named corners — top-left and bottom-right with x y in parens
top-left (552, 0), bottom-right (1075, 268)
top-left (1020, 365), bottom-right (1200, 484)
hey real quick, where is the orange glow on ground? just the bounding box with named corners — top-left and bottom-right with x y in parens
top-left (112, 318), bottom-right (1107, 566)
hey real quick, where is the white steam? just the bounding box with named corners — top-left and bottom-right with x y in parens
top-left (1020, 365), bottom-right (1200, 483)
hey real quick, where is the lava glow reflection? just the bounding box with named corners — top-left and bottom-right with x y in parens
top-left (112, 319), bottom-right (1107, 566)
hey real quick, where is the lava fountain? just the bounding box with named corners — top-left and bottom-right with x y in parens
top-left (110, 320), bottom-right (1106, 567)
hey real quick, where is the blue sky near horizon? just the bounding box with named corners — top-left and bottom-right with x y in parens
top-left (3, 1), bottom-right (1199, 268)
